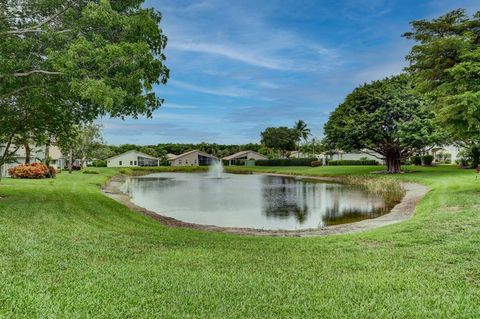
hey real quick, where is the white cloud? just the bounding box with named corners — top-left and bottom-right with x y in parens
top-left (170, 79), bottom-right (254, 98)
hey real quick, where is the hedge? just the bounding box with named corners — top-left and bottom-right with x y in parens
top-left (255, 158), bottom-right (317, 166)
top-left (327, 160), bottom-right (378, 166)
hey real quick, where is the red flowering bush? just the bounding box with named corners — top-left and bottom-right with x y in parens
top-left (8, 163), bottom-right (56, 179)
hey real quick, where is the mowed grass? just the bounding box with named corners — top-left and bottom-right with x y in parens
top-left (0, 165), bottom-right (479, 318)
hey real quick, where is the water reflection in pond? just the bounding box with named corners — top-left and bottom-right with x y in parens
top-left (121, 173), bottom-right (395, 230)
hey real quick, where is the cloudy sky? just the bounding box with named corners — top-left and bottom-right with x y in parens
top-left (102, 0), bottom-right (480, 145)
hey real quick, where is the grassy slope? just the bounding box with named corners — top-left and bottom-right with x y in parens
top-left (0, 166), bottom-right (479, 318)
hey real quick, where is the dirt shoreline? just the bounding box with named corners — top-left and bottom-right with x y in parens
top-left (101, 172), bottom-right (429, 237)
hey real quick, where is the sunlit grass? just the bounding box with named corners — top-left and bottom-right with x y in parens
top-left (0, 165), bottom-right (479, 318)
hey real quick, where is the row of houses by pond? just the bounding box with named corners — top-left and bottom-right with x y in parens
top-left (0, 144), bottom-right (462, 175)
top-left (105, 150), bottom-right (268, 167)
top-left (104, 146), bottom-right (461, 168)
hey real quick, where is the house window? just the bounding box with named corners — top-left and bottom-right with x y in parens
top-left (130, 161), bottom-right (133, 165)
top-left (179, 159), bottom-right (182, 164)
top-left (186, 160), bottom-right (188, 164)
top-left (134, 161), bottom-right (137, 165)
top-left (119, 161), bottom-right (122, 166)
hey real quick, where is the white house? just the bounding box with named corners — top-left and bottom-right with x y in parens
top-left (328, 150), bottom-right (382, 162)
top-left (169, 150), bottom-right (218, 167)
top-left (223, 150), bottom-right (267, 165)
top-left (429, 145), bottom-right (460, 164)
top-left (289, 151), bottom-right (323, 160)
top-left (106, 150), bottom-right (159, 167)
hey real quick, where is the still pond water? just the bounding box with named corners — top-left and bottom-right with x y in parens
top-left (122, 173), bottom-right (393, 230)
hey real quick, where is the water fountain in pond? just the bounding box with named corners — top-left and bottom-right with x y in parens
top-left (208, 160), bottom-right (225, 179)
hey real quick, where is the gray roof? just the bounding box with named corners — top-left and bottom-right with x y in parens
top-left (223, 150), bottom-right (266, 160)
top-left (106, 150), bottom-right (159, 161)
top-left (169, 150), bottom-right (218, 161)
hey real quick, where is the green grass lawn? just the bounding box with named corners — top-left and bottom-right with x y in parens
top-left (0, 165), bottom-right (479, 318)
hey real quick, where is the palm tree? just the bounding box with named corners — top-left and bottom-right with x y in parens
top-left (294, 120), bottom-right (311, 144)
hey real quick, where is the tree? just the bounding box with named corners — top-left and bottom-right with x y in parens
top-left (403, 9), bottom-right (480, 166)
top-left (0, 0), bottom-right (169, 173)
top-left (293, 120), bottom-right (311, 147)
top-left (324, 75), bottom-right (444, 173)
top-left (57, 123), bottom-right (103, 172)
top-left (260, 127), bottom-right (299, 157)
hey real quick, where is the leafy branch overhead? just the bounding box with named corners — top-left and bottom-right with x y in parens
top-left (0, 0), bottom-right (169, 120)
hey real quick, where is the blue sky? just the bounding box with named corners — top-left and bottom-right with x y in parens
top-left (102, 0), bottom-right (480, 145)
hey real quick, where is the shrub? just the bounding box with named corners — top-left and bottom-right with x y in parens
top-left (327, 160), bottom-right (378, 166)
top-left (311, 160), bottom-right (323, 167)
top-left (235, 159), bottom-right (246, 166)
top-left (255, 158), bottom-right (317, 166)
top-left (422, 155), bottom-right (434, 166)
top-left (410, 156), bottom-right (422, 165)
top-left (8, 163), bottom-right (56, 179)
top-left (92, 160), bottom-right (107, 167)
top-left (83, 170), bottom-right (99, 174)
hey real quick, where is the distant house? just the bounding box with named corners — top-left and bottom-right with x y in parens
top-left (106, 150), bottom-right (159, 167)
top-left (169, 150), bottom-right (218, 166)
top-left (0, 144), bottom-right (66, 177)
top-left (429, 145), bottom-right (460, 164)
top-left (223, 150), bottom-right (267, 165)
top-left (328, 150), bottom-right (382, 162)
top-left (289, 151), bottom-right (323, 159)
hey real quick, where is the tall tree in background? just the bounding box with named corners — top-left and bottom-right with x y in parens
top-left (404, 9), bottom-right (480, 167)
top-left (294, 120), bottom-right (311, 148)
top-left (0, 0), bottom-right (169, 171)
top-left (324, 75), bottom-right (444, 173)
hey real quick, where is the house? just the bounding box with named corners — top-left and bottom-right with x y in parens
top-left (328, 150), bottom-right (382, 162)
top-left (289, 151), bottom-right (323, 159)
top-left (223, 150), bottom-right (267, 165)
top-left (429, 145), bottom-right (460, 164)
top-left (0, 144), bottom-right (66, 177)
top-left (169, 150), bottom-right (218, 166)
top-left (106, 150), bottom-right (159, 167)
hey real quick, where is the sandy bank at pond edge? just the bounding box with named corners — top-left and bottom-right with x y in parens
top-left (101, 173), bottom-right (429, 237)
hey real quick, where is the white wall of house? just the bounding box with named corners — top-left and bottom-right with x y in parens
top-left (329, 151), bottom-right (382, 162)
top-left (429, 145), bottom-right (460, 163)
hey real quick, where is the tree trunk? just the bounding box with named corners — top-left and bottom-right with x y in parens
top-left (68, 149), bottom-right (73, 174)
top-left (44, 140), bottom-right (51, 166)
top-left (471, 145), bottom-right (479, 168)
top-left (24, 143), bottom-right (31, 164)
top-left (385, 150), bottom-right (401, 174)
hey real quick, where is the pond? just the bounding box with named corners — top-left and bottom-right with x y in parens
top-left (121, 173), bottom-right (397, 231)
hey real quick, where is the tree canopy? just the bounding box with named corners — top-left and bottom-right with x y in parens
top-left (260, 127), bottom-right (299, 156)
top-left (324, 75), bottom-right (444, 173)
top-left (403, 9), bottom-right (480, 140)
top-left (0, 0), bottom-right (169, 174)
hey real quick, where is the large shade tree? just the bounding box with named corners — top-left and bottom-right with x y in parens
top-left (403, 9), bottom-right (480, 166)
top-left (324, 75), bottom-right (444, 173)
top-left (0, 0), bottom-right (169, 174)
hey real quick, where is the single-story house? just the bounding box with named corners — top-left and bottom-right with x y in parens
top-left (106, 150), bottom-right (159, 167)
top-left (328, 150), bottom-right (382, 162)
top-left (429, 145), bottom-right (460, 164)
top-left (289, 151), bottom-right (323, 160)
top-left (223, 150), bottom-right (267, 165)
top-left (0, 144), bottom-right (66, 177)
top-left (169, 150), bottom-right (218, 166)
